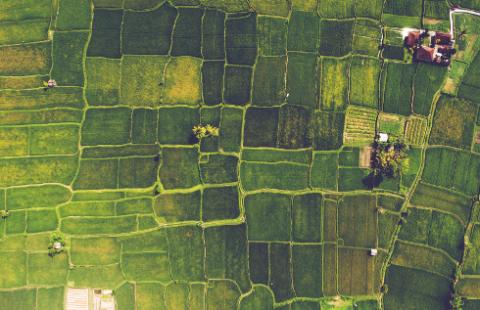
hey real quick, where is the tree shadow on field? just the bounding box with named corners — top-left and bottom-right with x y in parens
top-left (362, 172), bottom-right (384, 190)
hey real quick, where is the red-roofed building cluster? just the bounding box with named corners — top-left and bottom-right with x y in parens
top-left (404, 30), bottom-right (455, 66)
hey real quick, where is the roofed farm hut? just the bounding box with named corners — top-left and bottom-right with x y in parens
top-left (433, 32), bottom-right (452, 45)
top-left (415, 46), bottom-right (435, 63)
top-left (405, 31), bottom-right (421, 48)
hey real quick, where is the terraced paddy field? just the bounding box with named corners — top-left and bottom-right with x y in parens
top-left (1, 0), bottom-right (480, 309)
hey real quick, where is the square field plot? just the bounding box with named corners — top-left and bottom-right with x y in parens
top-left (245, 103), bottom-right (278, 144)
top-left (311, 152), bottom-right (339, 190)
top-left (0, 252), bottom-right (27, 288)
top-left (249, 242), bottom-right (268, 284)
top-left (245, 193), bottom-right (291, 241)
top-left (74, 159), bottom-right (118, 189)
top-left (223, 65), bottom-right (252, 105)
top-left (398, 207), bottom-right (465, 260)
top-left (319, 57), bottom-right (349, 111)
top-left (353, 19), bottom-right (382, 57)
top-left (71, 237), bottom-right (120, 265)
top-left (118, 157), bottom-right (159, 188)
top-left (319, 20), bottom-right (354, 57)
top-left (287, 52), bottom-right (318, 108)
top-left (87, 9), bottom-right (123, 58)
top-left (202, 186), bottom-right (240, 221)
top-left (350, 57), bottom-right (381, 108)
top-left (429, 96), bottom-right (477, 149)
top-left (200, 154), bottom-right (238, 184)
top-left (51, 31), bottom-right (89, 86)
top-left (240, 161), bottom-right (309, 191)
top-left (252, 56), bottom-right (286, 106)
top-left (56, 0), bottom-right (91, 31)
top-left (317, 0), bottom-right (354, 19)
top-left (288, 11), bottom-right (319, 53)
top-left (257, 16), bottom-right (287, 56)
top-left (0, 42), bottom-right (51, 76)
top-left (219, 107), bottom-right (243, 152)
top-left (120, 55), bottom-right (168, 106)
top-left (202, 61), bottom-right (224, 105)
top-left (202, 9), bottom-right (225, 60)
top-left (27, 253), bottom-right (68, 285)
top-left (312, 111), bottom-right (345, 150)
top-left (160, 147), bottom-right (200, 189)
top-left (0, 19), bottom-right (49, 46)
top-left (292, 193), bottom-right (323, 242)
top-left (158, 107), bottom-right (199, 145)
top-left (338, 247), bottom-right (376, 296)
top-left (81, 107), bottom-right (131, 146)
top-left (204, 225), bottom-right (251, 291)
top-left (171, 8), bottom-right (203, 57)
top-left (226, 13), bottom-right (257, 65)
top-left (293, 245), bottom-right (323, 297)
top-left (269, 243), bottom-right (295, 301)
top-left (277, 105), bottom-right (312, 149)
top-left (86, 57), bottom-right (121, 106)
top-left (412, 64), bottom-right (447, 115)
top-left (384, 265), bottom-right (451, 310)
top-left (383, 0), bottom-right (423, 28)
top-left (26, 209), bottom-right (58, 233)
top-left (423, 147), bottom-right (480, 196)
top-left (154, 190), bottom-right (201, 223)
top-left (122, 3), bottom-right (177, 55)
top-left (378, 112), bottom-right (406, 139)
top-left (163, 57), bottom-right (203, 105)
top-left (249, 0), bottom-right (289, 17)
top-left (0, 156), bottom-right (78, 188)
top-left (382, 62), bottom-right (416, 116)
top-left (132, 108), bottom-right (158, 144)
top-left (338, 194), bottom-right (377, 248)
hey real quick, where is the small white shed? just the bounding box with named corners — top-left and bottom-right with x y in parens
top-left (378, 133), bottom-right (389, 143)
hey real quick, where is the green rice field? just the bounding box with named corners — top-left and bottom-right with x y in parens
top-left (0, 0), bottom-right (479, 309)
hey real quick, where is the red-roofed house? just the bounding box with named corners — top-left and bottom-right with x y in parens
top-left (415, 46), bottom-right (435, 62)
top-left (405, 31), bottom-right (421, 47)
top-left (434, 32), bottom-right (452, 45)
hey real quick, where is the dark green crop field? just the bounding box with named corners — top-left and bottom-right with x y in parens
top-left (0, 0), bottom-right (479, 309)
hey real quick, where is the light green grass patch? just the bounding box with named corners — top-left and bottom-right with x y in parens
top-left (0, 252), bottom-right (27, 288)
top-left (319, 57), bottom-right (349, 111)
top-left (71, 237), bottom-right (120, 265)
top-left (378, 112), bottom-right (405, 138)
top-left (27, 252), bottom-right (68, 285)
top-left (29, 125), bottom-right (79, 155)
top-left (344, 106), bottom-right (377, 145)
top-left (120, 55), bottom-right (168, 107)
top-left (86, 57), bottom-right (121, 106)
top-left (69, 264), bottom-right (124, 288)
top-left (162, 57), bottom-right (203, 105)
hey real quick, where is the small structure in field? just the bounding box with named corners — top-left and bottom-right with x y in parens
top-left (369, 248), bottom-right (378, 256)
top-left (404, 30), bottom-right (422, 47)
top-left (66, 288), bottom-right (115, 310)
top-left (416, 46), bottom-right (435, 62)
top-left (47, 79), bottom-right (57, 88)
top-left (378, 133), bottom-right (389, 143)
